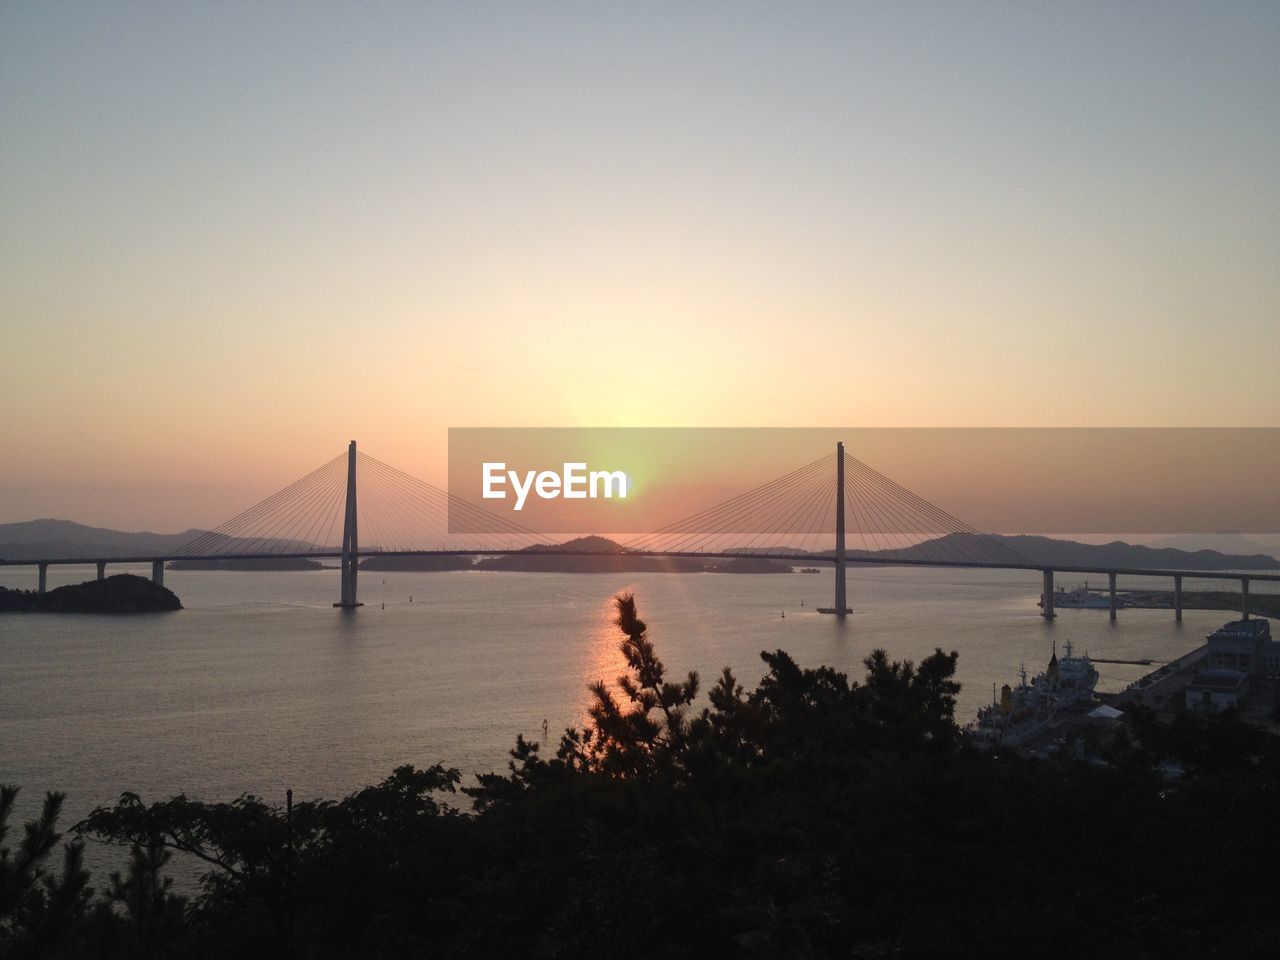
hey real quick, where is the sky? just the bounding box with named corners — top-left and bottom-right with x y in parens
top-left (1, 2), bottom-right (1278, 531)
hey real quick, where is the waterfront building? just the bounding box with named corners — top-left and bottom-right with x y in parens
top-left (1185, 669), bottom-right (1250, 714)
top-left (1205, 619), bottom-right (1274, 677)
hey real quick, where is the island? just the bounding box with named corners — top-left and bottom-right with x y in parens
top-left (360, 555), bottom-right (474, 572)
top-left (473, 536), bottom-right (794, 574)
top-left (0, 574), bottom-right (182, 613)
top-left (1119, 589), bottom-right (1280, 618)
top-left (708, 557), bottom-right (795, 574)
top-left (166, 558), bottom-right (325, 571)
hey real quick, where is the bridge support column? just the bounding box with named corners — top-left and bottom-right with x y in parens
top-left (335, 440), bottom-right (362, 609)
top-left (1042, 569), bottom-right (1055, 619)
top-left (1242, 578), bottom-right (1250, 621)
top-left (1174, 575), bottom-right (1182, 622)
top-left (38, 562), bottom-right (48, 594)
top-left (834, 441), bottom-right (848, 616)
top-left (96, 561), bottom-right (106, 580)
top-left (821, 441), bottom-right (850, 616)
top-left (1109, 572), bottom-right (1118, 621)
top-left (151, 560), bottom-right (165, 588)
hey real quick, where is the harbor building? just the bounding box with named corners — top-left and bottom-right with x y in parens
top-left (1204, 619), bottom-right (1275, 677)
top-left (1184, 619), bottom-right (1274, 714)
top-left (1185, 670), bottom-right (1250, 714)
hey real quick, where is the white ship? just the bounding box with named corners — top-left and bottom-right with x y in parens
top-left (967, 640), bottom-right (1100, 748)
top-left (1039, 582), bottom-right (1112, 610)
top-left (1038, 639), bottom-right (1101, 705)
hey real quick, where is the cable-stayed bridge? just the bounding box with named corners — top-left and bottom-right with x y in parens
top-left (6, 442), bottom-right (1277, 620)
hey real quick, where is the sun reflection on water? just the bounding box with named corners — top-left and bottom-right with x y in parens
top-left (577, 586), bottom-right (636, 730)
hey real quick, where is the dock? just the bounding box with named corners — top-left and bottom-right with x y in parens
top-left (1104, 644), bottom-right (1208, 709)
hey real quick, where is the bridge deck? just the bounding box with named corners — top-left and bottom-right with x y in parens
top-left (4, 550), bottom-right (1279, 583)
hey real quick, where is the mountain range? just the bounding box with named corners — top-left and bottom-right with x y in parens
top-left (0, 519), bottom-right (319, 561)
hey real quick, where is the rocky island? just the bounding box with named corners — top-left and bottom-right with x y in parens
top-left (167, 558), bottom-right (324, 571)
top-left (360, 555), bottom-right (474, 572)
top-left (0, 574), bottom-right (182, 613)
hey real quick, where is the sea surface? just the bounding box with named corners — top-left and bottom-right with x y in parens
top-left (1, 563), bottom-right (1272, 882)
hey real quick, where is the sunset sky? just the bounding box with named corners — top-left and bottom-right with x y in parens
top-left (2, 2), bottom-right (1277, 531)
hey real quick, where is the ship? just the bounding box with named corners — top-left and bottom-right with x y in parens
top-left (966, 639), bottom-right (1100, 748)
top-left (1038, 581), bottom-right (1112, 610)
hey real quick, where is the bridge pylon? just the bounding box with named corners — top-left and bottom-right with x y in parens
top-left (334, 440), bottom-right (363, 609)
top-left (820, 441), bottom-right (851, 617)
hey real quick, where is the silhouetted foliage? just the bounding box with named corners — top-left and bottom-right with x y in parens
top-left (1, 787), bottom-right (93, 958)
top-left (4, 592), bottom-right (1280, 957)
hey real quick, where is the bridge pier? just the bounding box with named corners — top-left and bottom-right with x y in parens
top-left (96, 561), bottom-right (106, 580)
top-left (1041, 569), bottom-right (1055, 618)
top-left (1174, 575), bottom-right (1182, 622)
top-left (833, 441), bottom-right (848, 616)
top-left (152, 560), bottom-right (165, 588)
top-left (335, 440), bottom-right (362, 608)
top-left (1242, 578), bottom-right (1250, 621)
top-left (820, 441), bottom-right (851, 616)
top-left (38, 562), bottom-right (48, 594)
top-left (1109, 571), bottom-right (1118, 621)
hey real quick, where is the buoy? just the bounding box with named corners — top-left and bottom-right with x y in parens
top-left (381, 602), bottom-right (385, 610)
top-left (781, 610), bottom-right (785, 618)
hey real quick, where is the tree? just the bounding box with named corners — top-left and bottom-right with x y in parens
top-left (0, 786), bottom-right (93, 958)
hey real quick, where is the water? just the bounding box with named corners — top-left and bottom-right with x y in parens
top-left (1, 563), bottom-right (1268, 881)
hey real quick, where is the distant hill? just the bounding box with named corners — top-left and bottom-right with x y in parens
top-left (472, 537), bottom-right (793, 574)
top-left (0, 519), bottom-right (207, 561)
top-left (167, 558), bottom-right (325, 571)
top-left (0, 519), bottom-right (326, 561)
top-left (476, 554), bottom-right (708, 574)
top-left (361, 555), bottom-right (473, 572)
top-left (1145, 533), bottom-right (1279, 561)
top-left (710, 557), bottom-right (794, 574)
top-left (834, 533), bottom-right (1279, 571)
top-left (515, 535), bottom-right (628, 555)
top-left (987, 534), bottom-right (1280, 572)
top-left (475, 537), bottom-right (707, 573)
top-left (721, 546), bottom-right (812, 557)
